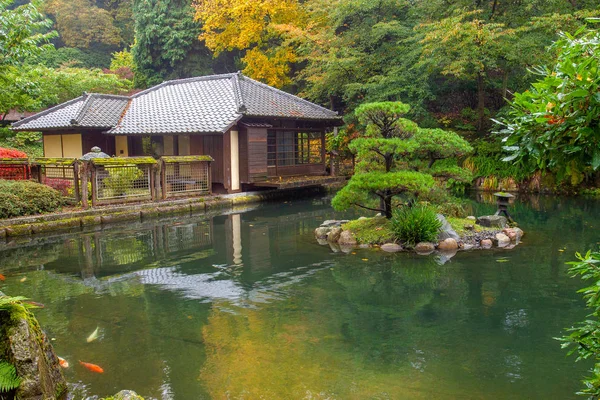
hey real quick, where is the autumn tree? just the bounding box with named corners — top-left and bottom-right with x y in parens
top-left (133, 0), bottom-right (213, 86)
top-left (193, 0), bottom-right (305, 87)
top-left (44, 0), bottom-right (122, 48)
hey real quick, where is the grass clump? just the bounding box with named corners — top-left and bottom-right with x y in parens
top-left (391, 205), bottom-right (442, 247)
top-left (0, 180), bottom-right (63, 219)
top-left (341, 217), bottom-right (395, 245)
top-left (446, 217), bottom-right (497, 236)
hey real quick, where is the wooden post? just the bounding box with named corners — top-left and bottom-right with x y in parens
top-left (329, 151), bottom-right (336, 177)
top-left (73, 161), bottom-right (81, 204)
top-left (149, 164), bottom-right (156, 201)
top-left (161, 159), bottom-right (167, 200)
top-left (207, 162), bottom-right (212, 194)
top-left (90, 163), bottom-right (97, 207)
top-left (321, 131), bottom-right (326, 175)
top-left (81, 162), bottom-right (89, 209)
top-left (35, 164), bottom-right (43, 184)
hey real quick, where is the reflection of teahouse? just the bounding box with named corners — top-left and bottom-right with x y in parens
top-left (494, 191), bottom-right (515, 222)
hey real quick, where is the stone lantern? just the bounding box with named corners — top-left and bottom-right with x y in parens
top-left (78, 147), bottom-right (110, 209)
top-left (494, 191), bottom-right (514, 222)
top-left (80, 146), bottom-right (110, 161)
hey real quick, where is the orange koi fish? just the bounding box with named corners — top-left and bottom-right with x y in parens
top-left (58, 357), bottom-right (69, 368)
top-left (79, 360), bottom-right (104, 374)
top-left (0, 274), bottom-right (5, 281)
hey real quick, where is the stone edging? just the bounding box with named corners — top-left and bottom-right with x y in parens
top-left (0, 186), bottom-right (326, 239)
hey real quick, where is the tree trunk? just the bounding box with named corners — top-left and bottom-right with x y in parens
top-left (384, 154), bottom-right (393, 172)
top-left (428, 153), bottom-right (436, 168)
top-left (502, 70), bottom-right (509, 99)
top-left (477, 72), bottom-right (486, 134)
top-left (384, 195), bottom-right (392, 219)
top-left (490, 0), bottom-right (498, 19)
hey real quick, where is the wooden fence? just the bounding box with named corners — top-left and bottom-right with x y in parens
top-left (0, 156), bottom-right (213, 208)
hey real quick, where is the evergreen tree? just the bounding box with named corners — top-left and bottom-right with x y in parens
top-left (132, 0), bottom-right (213, 87)
top-left (332, 102), bottom-right (472, 218)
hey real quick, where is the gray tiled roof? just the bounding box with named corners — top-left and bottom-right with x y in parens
top-left (11, 96), bottom-right (86, 131)
top-left (13, 73), bottom-right (341, 134)
top-left (238, 74), bottom-right (339, 120)
top-left (109, 73), bottom-right (340, 135)
top-left (109, 74), bottom-right (241, 135)
top-left (12, 93), bottom-right (129, 131)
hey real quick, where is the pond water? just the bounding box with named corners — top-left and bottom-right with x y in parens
top-left (0, 194), bottom-right (599, 399)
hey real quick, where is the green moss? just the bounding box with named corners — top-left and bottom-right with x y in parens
top-left (161, 155), bottom-right (214, 163)
top-left (447, 217), bottom-right (496, 236)
top-left (31, 218), bottom-right (81, 234)
top-left (342, 217), bottom-right (395, 245)
top-left (91, 157), bottom-right (156, 166)
top-left (0, 158), bottom-right (28, 165)
top-left (32, 157), bottom-right (77, 166)
top-left (81, 215), bottom-right (102, 226)
top-left (231, 195), bottom-right (262, 205)
top-left (5, 225), bottom-right (32, 237)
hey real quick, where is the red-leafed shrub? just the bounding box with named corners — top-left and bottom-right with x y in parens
top-left (0, 147), bottom-right (29, 180)
top-left (42, 178), bottom-right (72, 196)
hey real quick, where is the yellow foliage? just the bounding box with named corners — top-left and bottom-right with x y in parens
top-left (44, 0), bottom-right (121, 48)
top-left (194, 0), bottom-right (306, 87)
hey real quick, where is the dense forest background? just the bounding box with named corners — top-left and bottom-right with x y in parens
top-left (2, 0), bottom-right (600, 189)
top-left (7, 0), bottom-right (599, 130)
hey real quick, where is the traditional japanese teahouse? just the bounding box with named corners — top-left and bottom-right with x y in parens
top-left (12, 72), bottom-right (343, 193)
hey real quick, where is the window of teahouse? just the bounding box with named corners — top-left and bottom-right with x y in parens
top-left (129, 136), bottom-right (165, 157)
top-left (267, 131), bottom-right (322, 167)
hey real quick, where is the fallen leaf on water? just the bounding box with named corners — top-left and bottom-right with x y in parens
top-left (351, 252), bottom-right (357, 255)
top-left (20, 277), bottom-right (27, 282)
top-left (558, 249), bottom-right (565, 252)
top-left (496, 259), bottom-right (509, 263)
top-left (362, 258), bottom-right (369, 261)
top-left (0, 274), bottom-right (5, 281)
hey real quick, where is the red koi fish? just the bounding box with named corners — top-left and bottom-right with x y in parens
top-left (79, 361), bottom-right (104, 374)
top-left (0, 274), bottom-right (5, 281)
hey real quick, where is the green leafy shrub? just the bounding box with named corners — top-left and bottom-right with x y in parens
top-left (559, 250), bottom-right (600, 398)
top-left (391, 205), bottom-right (442, 247)
top-left (103, 166), bottom-right (144, 196)
top-left (0, 180), bottom-right (63, 218)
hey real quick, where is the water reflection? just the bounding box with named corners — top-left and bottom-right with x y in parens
top-left (0, 196), bottom-right (597, 399)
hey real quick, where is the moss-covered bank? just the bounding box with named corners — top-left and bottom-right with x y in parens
top-left (0, 294), bottom-right (67, 399)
